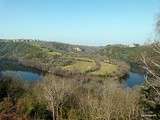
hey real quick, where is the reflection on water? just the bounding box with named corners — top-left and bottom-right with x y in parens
top-left (1, 70), bottom-right (42, 81)
top-left (124, 72), bottom-right (145, 87)
top-left (0, 59), bottom-right (42, 81)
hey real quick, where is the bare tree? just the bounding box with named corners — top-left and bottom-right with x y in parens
top-left (39, 75), bottom-right (72, 120)
top-left (141, 17), bottom-right (160, 119)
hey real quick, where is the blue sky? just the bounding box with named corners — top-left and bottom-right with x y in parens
top-left (0, 0), bottom-right (160, 46)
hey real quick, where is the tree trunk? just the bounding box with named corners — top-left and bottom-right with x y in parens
top-left (52, 107), bottom-right (55, 120)
top-left (52, 103), bottom-right (55, 120)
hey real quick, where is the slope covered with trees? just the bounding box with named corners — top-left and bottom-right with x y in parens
top-left (0, 38), bottom-right (156, 120)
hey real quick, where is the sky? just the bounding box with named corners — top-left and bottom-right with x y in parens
top-left (0, 0), bottom-right (160, 46)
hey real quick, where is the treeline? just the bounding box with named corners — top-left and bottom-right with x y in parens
top-left (0, 74), bottom-right (141, 120)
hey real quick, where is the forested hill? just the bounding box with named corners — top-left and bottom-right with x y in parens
top-left (38, 40), bottom-right (100, 54)
top-left (0, 39), bottom-right (150, 62)
top-left (96, 44), bottom-right (150, 63)
top-left (0, 40), bottom-right (52, 59)
top-left (0, 39), bottom-right (100, 54)
top-left (0, 39), bottom-right (151, 64)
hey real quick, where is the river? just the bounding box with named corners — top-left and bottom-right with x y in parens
top-left (0, 59), bottom-right (42, 81)
top-left (0, 59), bottom-right (145, 87)
top-left (123, 72), bottom-right (145, 88)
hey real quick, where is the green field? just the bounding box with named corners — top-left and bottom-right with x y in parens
top-left (63, 60), bottom-right (96, 73)
top-left (63, 56), bottom-right (94, 62)
top-left (33, 44), bottom-right (62, 57)
top-left (91, 62), bottom-right (117, 76)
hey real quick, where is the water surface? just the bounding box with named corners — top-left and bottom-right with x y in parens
top-left (1, 70), bottom-right (42, 81)
top-left (123, 72), bottom-right (145, 87)
top-left (0, 59), bottom-right (42, 81)
top-left (0, 59), bottom-right (145, 86)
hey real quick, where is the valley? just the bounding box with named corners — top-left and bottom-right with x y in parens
top-left (0, 39), bottom-right (151, 120)
top-left (0, 39), bottom-right (133, 80)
